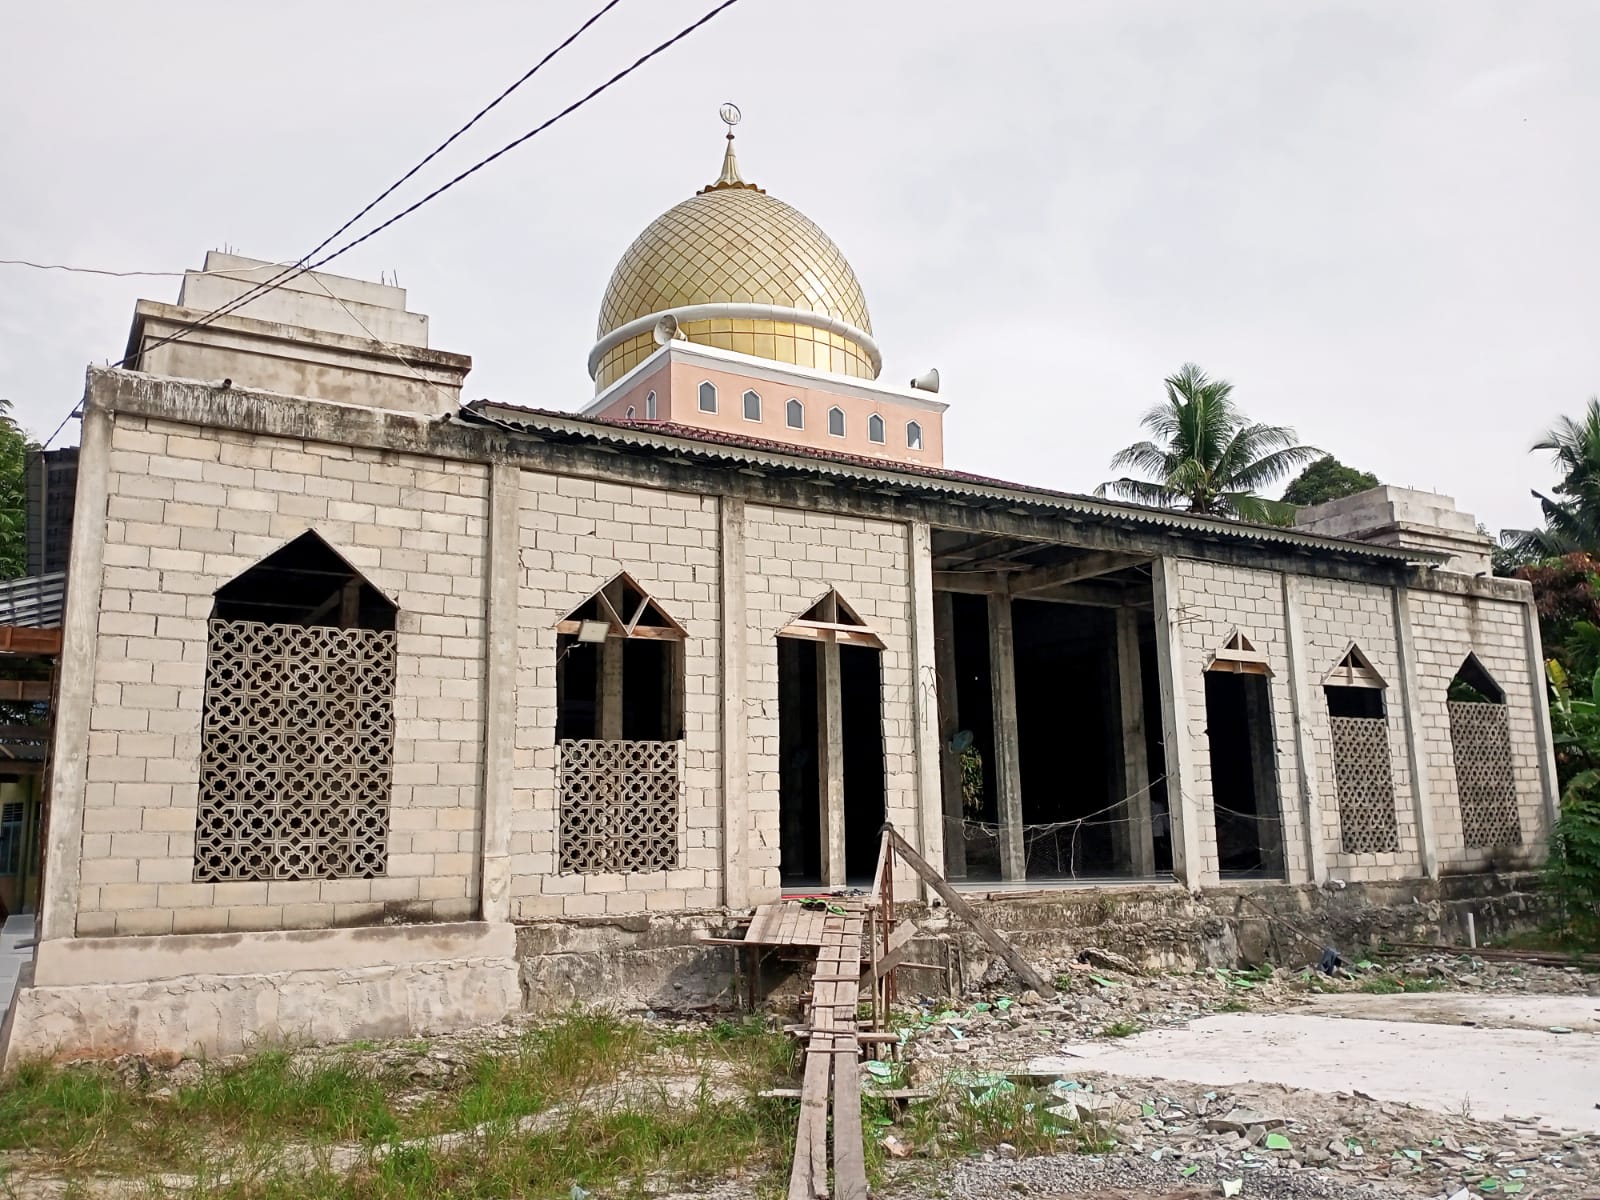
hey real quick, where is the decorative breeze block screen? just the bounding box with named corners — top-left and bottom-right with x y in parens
top-left (195, 620), bottom-right (396, 882)
top-left (559, 738), bottom-right (681, 874)
top-left (1329, 715), bottom-right (1399, 854)
top-left (1448, 701), bottom-right (1523, 848)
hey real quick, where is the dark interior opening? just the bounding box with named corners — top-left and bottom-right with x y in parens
top-left (1203, 671), bottom-right (1285, 878)
top-left (1013, 599), bottom-right (1126, 878)
top-left (212, 531), bottom-right (396, 630)
top-left (1141, 627), bottom-right (1173, 874)
top-left (1326, 685), bottom-right (1385, 719)
top-left (778, 638), bottom-right (821, 884)
top-left (841, 644), bottom-right (886, 882)
top-left (948, 592), bottom-right (1000, 882)
top-left (1450, 655), bottom-right (1505, 705)
top-left (555, 636), bottom-right (598, 741)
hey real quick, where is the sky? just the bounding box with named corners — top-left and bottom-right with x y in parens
top-left (1, 0), bottom-right (1596, 535)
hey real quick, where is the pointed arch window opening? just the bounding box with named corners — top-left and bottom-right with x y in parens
top-left (828, 407), bottom-right (846, 438)
top-left (906, 420), bottom-right (923, 450)
top-left (1201, 628), bottom-right (1284, 877)
top-left (868, 413), bottom-right (886, 444)
top-left (1322, 641), bottom-right (1398, 853)
top-left (786, 397), bottom-right (804, 429)
top-left (196, 531), bottom-right (397, 884)
top-left (698, 381), bottom-right (717, 413)
top-left (554, 573), bottom-right (685, 874)
top-left (1447, 654), bottom-right (1522, 848)
top-left (645, 390), bottom-right (658, 420)
top-left (743, 389), bottom-right (762, 422)
top-left (1206, 628), bottom-right (1272, 677)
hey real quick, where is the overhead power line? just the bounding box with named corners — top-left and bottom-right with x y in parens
top-left (113, 0), bottom-right (742, 374)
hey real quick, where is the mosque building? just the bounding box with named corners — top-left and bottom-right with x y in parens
top-left (0, 113), bottom-right (1556, 1062)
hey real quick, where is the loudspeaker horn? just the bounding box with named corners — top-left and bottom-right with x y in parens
top-left (909, 367), bottom-right (941, 393)
top-left (652, 314), bottom-right (681, 345)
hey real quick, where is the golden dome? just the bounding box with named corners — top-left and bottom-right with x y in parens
top-left (590, 131), bottom-right (878, 390)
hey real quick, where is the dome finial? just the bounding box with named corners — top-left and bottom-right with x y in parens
top-left (700, 102), bottom-right (762, 194)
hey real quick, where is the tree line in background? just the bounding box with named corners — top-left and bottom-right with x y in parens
top-left (0, 400), bottom-right (30, 580)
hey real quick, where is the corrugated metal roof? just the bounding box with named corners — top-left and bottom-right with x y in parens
top-left (462, 403), bottom-right (1441, 566)
top-left (0, 574), bottom-right (65, 629)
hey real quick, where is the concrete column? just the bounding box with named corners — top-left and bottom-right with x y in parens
top-left (817, 640), bottom-right (846, 888)
top-left (1151, 558), bottom-right (1204, 889)
top-left (719, 497), bottom-right (749, 907)
top-left (598, 638), bottom-right (624, 740)
top-left (1392, 586), bottom-right (1439, 879)
top-left (39, 394), bottom-right (113, 943)
top-left (933, 591), bottom-right (967, 879)
top-left (908, 522), bottom-right (946, 891)
top-left (478, 461), bottom-right (519, 923)
top-left (1115, 606), bottom-right (1155, 876)
top-left (1521, 592), bottom-right (1562, 838)
top-left (986, 592), bottom-right (1026, 881)
top-left (1281, 575), bottom-right (1328, 884)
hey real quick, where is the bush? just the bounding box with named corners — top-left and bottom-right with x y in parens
top-left (1545, 661), bottom-right (1600, 943)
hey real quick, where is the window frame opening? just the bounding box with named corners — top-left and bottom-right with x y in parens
top-left (906, 420), bottom-right (923, 450)
top-left (868, 413), bottom-right (886, 444)
top-left (1323, 643), bottom-right (1398, 854)
top-left (698, 381), bottom-right (717, 413)
top-left (828, 406), bottom-right (846, 438)
top-left (786, 398), bottom-right (804, 429)
top-left (645, 390), bottom-right (658, 420)
top-left (1202, 666), bottom-right (1286, 878)
top-left (1447, 654), bottom-right (1521, 848)
top-left (743, 389), bottom-right (762, 422)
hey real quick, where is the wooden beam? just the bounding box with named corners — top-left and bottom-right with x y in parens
top-left (0, 627), bottom-right (63, 657)
top-left (1009, 551), bottom-right (1145, 594)
top-left (860, 920), bottom-right (919, 984)
top-left (881, 826), bottom-right (1057, 998)
top-left (987, 593), bottom-right (1026, 881)
top-left (0, 680), bottom-right (51, 702)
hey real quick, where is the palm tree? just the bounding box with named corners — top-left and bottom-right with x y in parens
top-left (1501, 398), bottom-right (1600, 560)
top-left (1096, 364), bottom-right (1320, 525)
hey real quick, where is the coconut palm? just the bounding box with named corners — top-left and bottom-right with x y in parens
top-left (1502, 398), bottom-right (1600, 560)
top-left (1096, 364), bottom-right (1320, 525)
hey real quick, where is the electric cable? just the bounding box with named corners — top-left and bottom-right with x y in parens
top-left (113, 0), bottom-right (742, 374)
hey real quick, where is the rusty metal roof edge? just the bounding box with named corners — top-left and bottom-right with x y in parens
top-left (461, 402), bottom-right (1445, 567)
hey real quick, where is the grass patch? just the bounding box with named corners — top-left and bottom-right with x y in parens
top-left (1213, 998), bottom-right (1250, 1013)
top-left (1096, 1021), bottom-right (1141, 1038)
top-left (1356, 973), bottom-right (1449, 995)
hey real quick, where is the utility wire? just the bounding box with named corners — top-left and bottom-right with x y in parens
top-left (112, 0), bottom-right (742, 374)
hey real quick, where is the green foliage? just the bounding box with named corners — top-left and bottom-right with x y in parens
top-left (1503, 398), bottom-right (1600, 561)
top-left (959, 744), bottom-right (984, 813)
top-left (1097, 363), bottom-right (1320, 525)
top-left (1096, 1020), bottom-right (1141, 1038)
top-left (0, 399), bottom-right (31, 580)
top-left (1544, 661), bottom-right (1600, 944)
top-left (1280, 455), bottom-right (1378, 507)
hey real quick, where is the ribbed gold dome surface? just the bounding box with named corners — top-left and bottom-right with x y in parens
top-left (591, 137), bottom-right (876, 390)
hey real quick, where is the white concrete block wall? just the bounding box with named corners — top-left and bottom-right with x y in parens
top-left (742, 505), bottom-right (916, 900)
top-left (1294, 578), bottom-right (1419, 881)
top-left (1169, 560), bottom-right (1307, 885)
top-left (507, 473), bottom-right (722, 918)
top-left (1408, 590), bottom-right (1546, 869)
top-left (79, 415), bottom-right (489, 937)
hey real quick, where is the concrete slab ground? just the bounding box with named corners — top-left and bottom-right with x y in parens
top-left (0, 914), bottom-right (35, 1024)
top-left (1033, 995), bottom-right (1600, 1134)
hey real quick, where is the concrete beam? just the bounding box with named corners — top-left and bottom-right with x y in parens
top-left (719, 497), bottom-right (749, 907)
top-left (1521, 596), bottom-right (1562, 840)
top-left (986, 593), bottom-right (1026, 881)
top-left (1392, 587), bottom-right (1439, 880)
top-left (933, 591), bottom-right (967, 879)
top-left (1009, 551), bottom-right (1145, 594)
top-left (1282, 575), bottom-right (1329, 884)
top-left (818, 641), bottom-right (846, 888)
top-left (1116, 607), bottom-right (1155, 876)
top-left (909, 522), bottom-right (946, 890)
top-left (1152, 558), bottom-right (1204, 889)
top-left (39, 392), bottom-right (112, 943)
top-left (479, 462), bottom-right (519, 922)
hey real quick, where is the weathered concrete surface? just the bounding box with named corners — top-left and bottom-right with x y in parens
top-left (1303, 991), bottom-right (1600, 1033)
top-left (3, 954), bottom-right (519, 1066)
top-left (516, 913), bottom-right (741, 1013)
top-left (1036, 1004), bottom-right (1600, 1132)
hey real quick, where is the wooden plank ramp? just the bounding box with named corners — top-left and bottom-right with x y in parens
top-left (786, 901), bottom-right (869, 1200)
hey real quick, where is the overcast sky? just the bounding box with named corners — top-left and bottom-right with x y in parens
top-left (2, 1), bottom-right (1595, 534)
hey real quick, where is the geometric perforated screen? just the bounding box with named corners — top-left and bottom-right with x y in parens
top-left (1329, 714), bottom-right (1400, 854)
top-left (194, 620), bottom-right (395, 882)
top-left (558, 738), bottom-right (680, 874)
top-left (1448, 700), bottom-right (1523, 848)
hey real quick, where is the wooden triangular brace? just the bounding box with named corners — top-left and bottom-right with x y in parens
top-left (1323, 641), bottom-right (1386, 689)
top-left (782, 589), bottom-right (884, 649)
top-left (1208, 627), bottom-right (1271, 675)
top-left (556, 572), bottom-right (686, 641)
